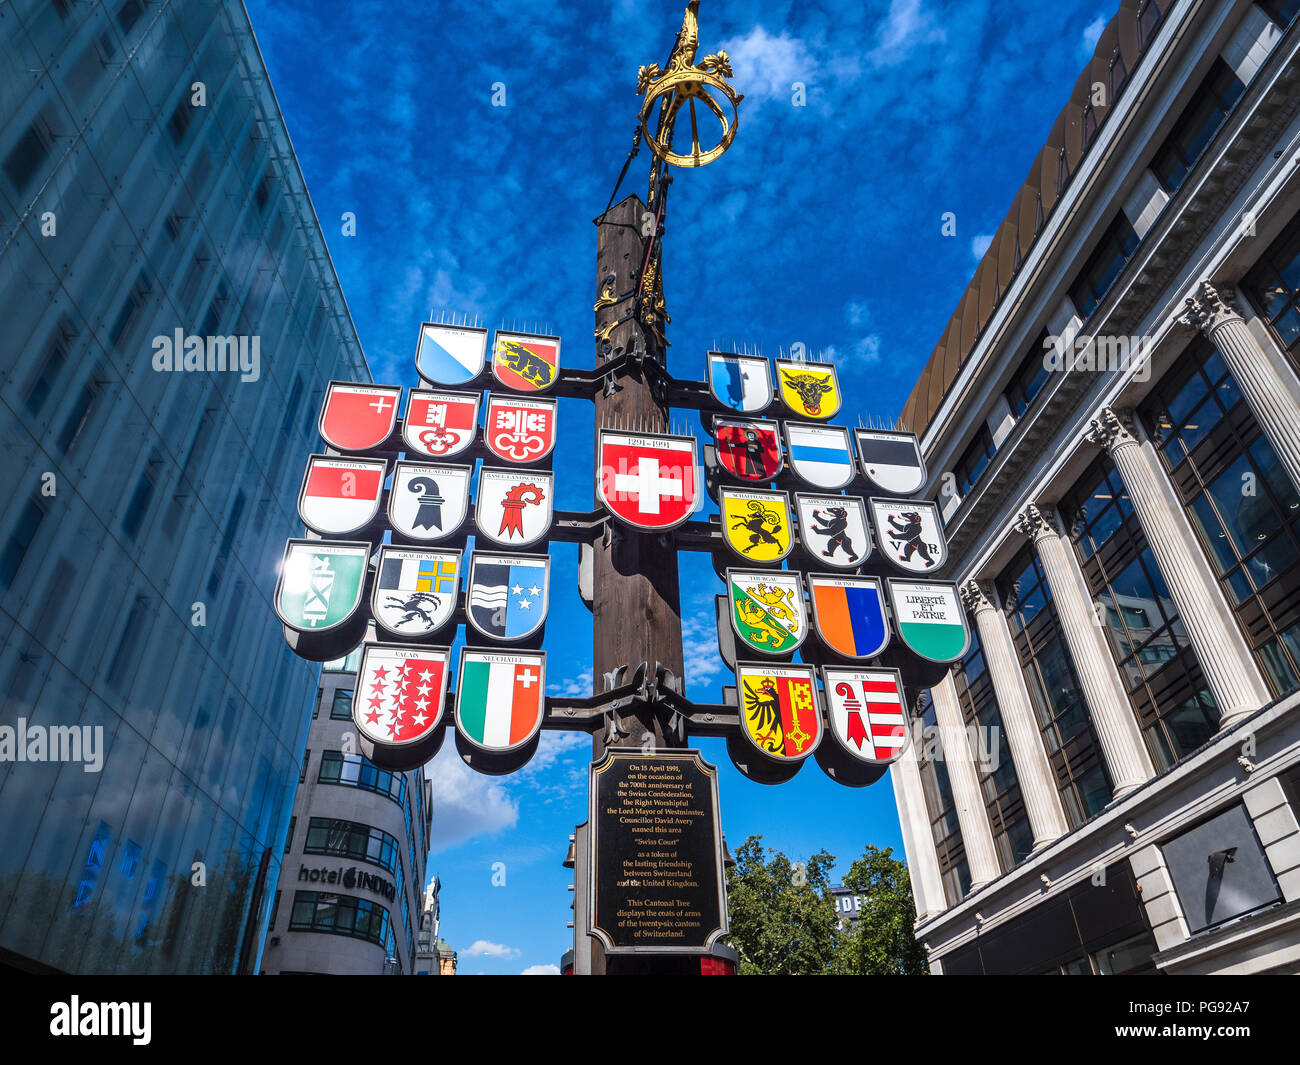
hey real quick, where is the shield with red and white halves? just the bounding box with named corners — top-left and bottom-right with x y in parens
top-left (484, 394), bottom-right (557, 464)
top-left (353, 642), bottom-right (450, 747)
top-left (597, 430), bottom-right (699, 531)
top-left (403, 389), bottom-right (479, 459)
top-left (714, 418), bottom-right (781, 481)
top-left (298, 456), bottom-right (386, 535)
top-left (319, 382), bottom-right (402, 451)
top-left (821, 666), bottom-right (908, 764)
top-left (735, 662), bottom-right (822, 762)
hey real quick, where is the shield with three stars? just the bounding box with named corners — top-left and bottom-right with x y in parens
top-left (466, 552), bottom-right (550, 642)
top-left (735, 662), bottom-right (822, 762)
top-left (353, 642), bottom-right (450, 748)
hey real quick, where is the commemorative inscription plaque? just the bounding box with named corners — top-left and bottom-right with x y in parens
top-left (587, 750), bottom-right (728, 953)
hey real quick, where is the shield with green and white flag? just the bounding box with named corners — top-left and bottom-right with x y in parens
top-left (885, 579), bottom-right (969, 663)
top-left (275, 539), bottom-right (369, 632)
top-left (455, 649), bottom-right (546, 753)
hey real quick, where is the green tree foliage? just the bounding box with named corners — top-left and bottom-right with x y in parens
top-left (724, 835), bottom-right (927, 975)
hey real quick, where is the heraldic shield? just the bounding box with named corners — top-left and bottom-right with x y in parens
top-left (720, 487), bottom-right (793, 563)
top-left (774, 360), bottom-right (841, 420)
top-left (352, 641), bottom-right (450, 748)
top-left (727, 569), bottom-right (807, 656)
top-left (735, 662), bottom-right (822, 762)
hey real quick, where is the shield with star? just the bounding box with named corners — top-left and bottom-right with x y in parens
top-left (388, 461), bottom-right (471, 542)
top-left (297, 456), bottom-right (386, 536)
top-left (734, 662), bottom-right (822, 763)
top-left (455, 649), bottom-right (546, 754)
top-left (402, 389), bottom-right (479, 459)
top-left (474, 468), bottom-right (554, 548)
top-left (319, 382), bottom-right (402, 451)
top-left (774, 360), bottom-right (841, 420)
top-left (353, 642), bottom-right (450, 748)
top-left (466, 552), bottom-right (550, 642)
top-left (371, 546), bottom-right (460, 637)
top-left (821, 666), bottom-right (909, 764)
top-left (727, 569), bottom-right (807, 656)
top-left (484, 393), bottom-right (557, 464)
top-left (719, 486), bottom-right (793, 563)
top-left (714, 418), bottom-right (781, 482)
top-left (597, 429), bottom-right (700, 531)
top-left (492, 330), bottom-right (560, 393)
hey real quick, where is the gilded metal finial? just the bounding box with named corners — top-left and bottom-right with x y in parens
top-left (637, 1), bottom-right (743, 168)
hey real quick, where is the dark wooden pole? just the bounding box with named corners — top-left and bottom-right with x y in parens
top-left (591, 193), bottom-right (686, 761)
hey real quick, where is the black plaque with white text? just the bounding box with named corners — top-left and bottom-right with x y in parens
top-left (587, 750), bottom-right (728, 953)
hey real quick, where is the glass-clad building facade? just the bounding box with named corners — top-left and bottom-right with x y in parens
top-left (0, 0), bottom-right (367, 972)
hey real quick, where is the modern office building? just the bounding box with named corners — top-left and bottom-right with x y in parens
top-left (262, 657), bottom-right (432, 975)
top-left (891, 0), bottom-right (1300, 974)
top-left (0, 0), bottom-right (367, 972)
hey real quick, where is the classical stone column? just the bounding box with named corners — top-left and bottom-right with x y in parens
top-left (1014, 503), bottom-right (1155, 797)
top-left (960, 579), bottom-right (1070, 848)
top-left (928, 673), bottom-right (1002, 891)
top-left (1181, 281), bottom-right (1300, 491)
top-left (1085, 407), bottom-right (1272, 728)
top-left (890, 741), bottom-right (946, 921)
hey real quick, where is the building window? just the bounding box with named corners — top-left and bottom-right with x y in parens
top-left (1007, 333), bottom-right (1053, 417)
top-left (318, 751), bottom-right (406, 807)
top-left (288, 890), bottom-right (393, 950)
top-left (1137, 0), bottom-right (1163, 49)
top-left (0, 496), bottom-right (46, 591)
top-left (3, 115), bottom-right (54, 195)
top-left (56, 368), bottom-right (104, 454)
top-left (303, 817), bottom-right (402, 883)
top-left (1141, 342), bottom-right (1300, 695)
top-left (951, 632), bottom-right (1033, 872)
top-left (23, 319), bottom-right (74, 416)
top-left (299, 751), bottom-right (310, 784)
top-left (998, 547), bottom-right (1113, 827)
top-left (1150, 58), bottom-right (1246, 196)
top-left (1063, 456), bottom-right (1219, 770)
top-left (1260, 0), bottom-right (1300, 28)
top-left (284, 817), bottom-right (296, 854)
top-left (915, 694), bottom-right (970, 907)
top-left (330, 688), bottom-right (354, 720)
top-left (1242, 215), bottom-right (1300, 374)
top-left (953, 425), bottom-right (997, 498)
top-left (122, 449), bottom-right (164, 540)
top-left (1068, 213), bottom-right (1140, 319)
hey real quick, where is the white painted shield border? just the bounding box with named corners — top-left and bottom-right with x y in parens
top-left (783, 421), bottom-right (855, 490)
top-left (854, 429), bottom-right (926, 496)
top-left (596, 428), bottom-right (701, 533)
top-left (474, 467), bottom-right (555, 548)
top-left (733, 661), bottom-right (823, 763)
top-left (465, 550), bottom-right (551, 643)
top-left (454, 647), bottom-right (547, 755)
top-left (712, 416), bottom-right (783, 481)
top-left (370, 545), bottom-right (462, 638)
top-left (883, 578), bottom-right (971, 664)
top-left (867, 496), bottom-right (949, 573)
top-left (297, 454), bottom-right (387, 536)
top-left (773, 359), bottom-right (842, 419)
top-left (318, 380), bottom-right (402, 452)
top-left (483, 392), bottom-right (558, 464)
top-left (707, 352), bottom-right (773, 412)
top-left (719, 485), bottom-right (795, 563)
top-left (273, 537), bottom-right (371, 634)
top-left (387, 460), bottom-right (473, 542)
top-left (491, 330), bottom-right (562, 393)
top-left (820, 664), bottom-right (910, 765)
top-left (352, 640), bottom-right (452, 748)
top-left (793, 493), bottom-right (873, 568)
top-left (806, 572), bottom-right (890, 660)
top-left (415, 322), bottom-right (488, 386)
top-left (725, 568), bottom-right (809, 657)
top-left (401, 388), bottom-right (481, 459)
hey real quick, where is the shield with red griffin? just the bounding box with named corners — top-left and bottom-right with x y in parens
top-left (821, 666), bottom-right (908, 764)
top-left (484, 394), bottom-right (557, 464)
top-left (474, 468), bottom-right (554, 548)
top-left (714, 418), bottom-right (781, 482)
top-left (403, 389), bottom-right (479, 459)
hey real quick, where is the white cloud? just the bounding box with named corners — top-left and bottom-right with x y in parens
top-left (717, 25), bottom-right (817, 104)
top-left (547, 674), bottom-right (591, 697)
top-left (970, 233), bottom-right (994, 261)
top-left (867, 0), bottom-right (947, 68)
top-left (428, 744), bottom-right (519, 851)
top-left (463, 940), bottom-right (520, 959)
top-left (521, 963), bottom-right (561, 975)
top-left (1081, 15), bottom-right (1107, 56)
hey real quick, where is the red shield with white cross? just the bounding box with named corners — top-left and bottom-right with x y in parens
top-left (403, 389), bottom-right (479, 458)
top-left (484, 394), bottom-right (557, 464)
top-left (353, 642), bottom-right (450, 748)
top-left (597, 430), bottom-right (699, 531)
top-left (319, 382), bottom-right (402, 452)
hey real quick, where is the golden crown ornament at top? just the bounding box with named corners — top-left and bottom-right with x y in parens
top-left (637, 1), bottom-right (743, 168)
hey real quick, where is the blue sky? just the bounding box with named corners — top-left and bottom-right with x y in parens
top-left (245, 0), bottom-right (1113, 973)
